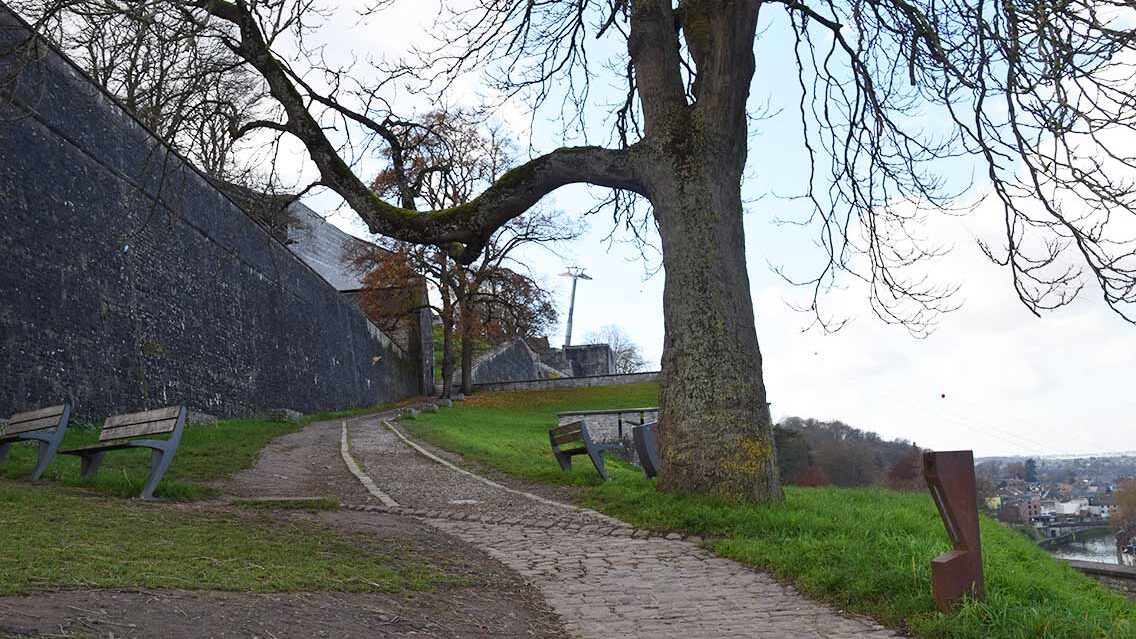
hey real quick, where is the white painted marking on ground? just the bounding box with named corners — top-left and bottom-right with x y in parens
top-left (339, 421), bottom-right (399, 507)
top-left (382, 419), bottom-right (627, 526)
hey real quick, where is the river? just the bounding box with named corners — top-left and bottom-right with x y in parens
top-left (1050, 531), bottom-right (1125, 565)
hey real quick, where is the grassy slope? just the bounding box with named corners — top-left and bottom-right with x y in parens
top-left (406, 383), bottom-right (1136, 639)
top-left (0, 409), bottom-right (459, 596)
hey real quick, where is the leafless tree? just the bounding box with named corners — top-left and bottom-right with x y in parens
top-left (366, 110), bottom-right (576, 396)
top-left (585, 325), bottom-right (650, 373)
top-left (13, 0), bottom-right (1136, 502)
top-left (11, 0), bottom-right (269, 180)
top-left (453, 212), bottom-right (570, 394)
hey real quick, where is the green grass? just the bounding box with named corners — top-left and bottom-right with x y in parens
top-left (404, 384), bottom-right (1136, 639)
top-left (0, 482), bottom-right (460, 595)
top-left (303, 402), bottom-right (396, 423)
top-left (0, 417), bottom-right (306, 500)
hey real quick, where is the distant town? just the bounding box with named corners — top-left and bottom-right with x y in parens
top-left (978, 455), bottom-right (1136, 565)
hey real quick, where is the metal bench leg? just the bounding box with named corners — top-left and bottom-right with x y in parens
top-left (139, 446), bottom-right (175, 500)
top-left (79, 451), bottom-right (107, 480)
top-left (30, 437), bottom-right (62, 481)
top-left (554, 450), bottom-right (572, 472)
top-left (0, 442), bottom-right (10, 467)
top-left (588, 449), bottom-right (609, 481)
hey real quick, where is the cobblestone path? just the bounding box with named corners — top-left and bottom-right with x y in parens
top-left (344, 415), bottom-right (900, 639)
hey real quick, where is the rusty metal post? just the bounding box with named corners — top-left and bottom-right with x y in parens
top-left (923, 450), bottom-right (985, 612)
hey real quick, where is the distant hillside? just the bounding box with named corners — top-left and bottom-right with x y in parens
top-left (775, 417), bottom-right (921, 488)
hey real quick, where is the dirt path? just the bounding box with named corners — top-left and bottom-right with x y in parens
top-left (209, 414), bottom-right (394, 502)
top-left (1, 588), bottom-right (560, 638)
top-left (1, 414), bottom-right (569, 639)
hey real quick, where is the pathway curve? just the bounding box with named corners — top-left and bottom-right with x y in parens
top-left (344, 416), bottom-right (901, 639)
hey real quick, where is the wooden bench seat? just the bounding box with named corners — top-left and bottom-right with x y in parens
top-left (0, 403), bottom-right (72, 480)
top-left (549, 421), bottom-right (625, 481)
top-left (59, 405), bottom-right (186, 499)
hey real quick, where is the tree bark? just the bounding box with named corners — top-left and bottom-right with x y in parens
top-left (650, 164), bottom-right (782, 501)
top-left (640, 78), bottom-right (781, 498)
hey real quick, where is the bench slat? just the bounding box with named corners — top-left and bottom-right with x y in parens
top-left (549, 421), bottom-right (583, 437)
top-left (103, 406), bottom-right (182, 429)
top-left (5, 414), bottom-right (67, 435)
top-left (551, 431), bottom-right (584, 446)
top-left (61, 441), bottom-right (135, 454)
top-left (5, 414), bottom-right (65, 435)
top-left (100, 418), bottom-right (180, 441)
top-left (7, 404), bottom-right (66, 428)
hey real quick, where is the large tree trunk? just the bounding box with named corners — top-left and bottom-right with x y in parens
top-left (649, 139), bottom-right (781, 502)
top-left (619, 0), bottom-right (776, 502)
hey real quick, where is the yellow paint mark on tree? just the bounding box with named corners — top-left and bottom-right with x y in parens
top-left (721, 435), bottom-right (772, 476)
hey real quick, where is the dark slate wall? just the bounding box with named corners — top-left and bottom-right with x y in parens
top-left (0, 12), bottom-right (420, 420)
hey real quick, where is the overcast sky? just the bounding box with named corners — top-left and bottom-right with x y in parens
top-left (278, 2), bottom-right (1134, 459)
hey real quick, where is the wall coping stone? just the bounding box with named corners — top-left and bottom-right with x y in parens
top-left (558, 407), bottom-right (658, 418)
top-left (473, 371), bottom-right (660, 393)
top-left (1067, 559), bottom-right (1136, 579)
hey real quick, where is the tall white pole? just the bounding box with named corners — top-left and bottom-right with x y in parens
top-left (564, 276), bottom-right (579, 348)
top-left (560, 268), bottom-right (591, 349)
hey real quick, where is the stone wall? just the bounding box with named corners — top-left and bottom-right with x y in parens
top-left (564, 344), bottom-right (616, 377)
top-left (0, 11), bottom-right (422, 420)
top-left (473, 371), bottom-right (660, 393)
top-left (454, 337), bottom-right (547, 385)
top-left (537, 344), bottom-right (617, 377)
top-left (1068, 560), bottom-right (1136, 601)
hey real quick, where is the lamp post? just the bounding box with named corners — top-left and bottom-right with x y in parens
top-left (560, 267), bottom-right (592, 348)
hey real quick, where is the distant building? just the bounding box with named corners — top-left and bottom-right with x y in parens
top-left (1055, 498), bottom-right (1090, 516)
top-left (999, 496), bottom-right (1041, 524)
top-left (1089, 495), bottom-right (1117, 520)
top-left (530, 341), bottom-right (618, 378)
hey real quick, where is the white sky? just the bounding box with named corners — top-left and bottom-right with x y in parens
top-left (273, 1), bottom-right (1135, 458)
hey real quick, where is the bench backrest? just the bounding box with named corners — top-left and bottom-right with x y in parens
top-left (100, 406), bottom-right (185, 442)
top-left (5, 404), bottom-right (70, 436)
top-left (550, 421), bottom-right (585, 447)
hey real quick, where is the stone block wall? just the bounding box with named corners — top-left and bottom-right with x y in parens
top-left (0, 12), bottom-right (421, 420)
top-left (473, 371), bottom-right (660, 393)
top-left (1068, 560), bottom-right (1136, 601)
top-left (455, 337), bottom-right (547, 385)
top-left (564, 344), bottom-right (617, 377)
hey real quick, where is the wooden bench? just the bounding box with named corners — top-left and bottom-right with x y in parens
top-left (0, 403), bottom-right (72, 480)
top-left (549, 421), bottom-right (625, 481)
top-left (59, 405), bottom-right (186, 499)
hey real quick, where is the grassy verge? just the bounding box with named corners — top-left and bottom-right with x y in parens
top-left (0, 482), bottom-right (460, 595)
top-left (0, 417), bottom-right (305, 500)
top-left (405, 384), bottom-right (1136, 639)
